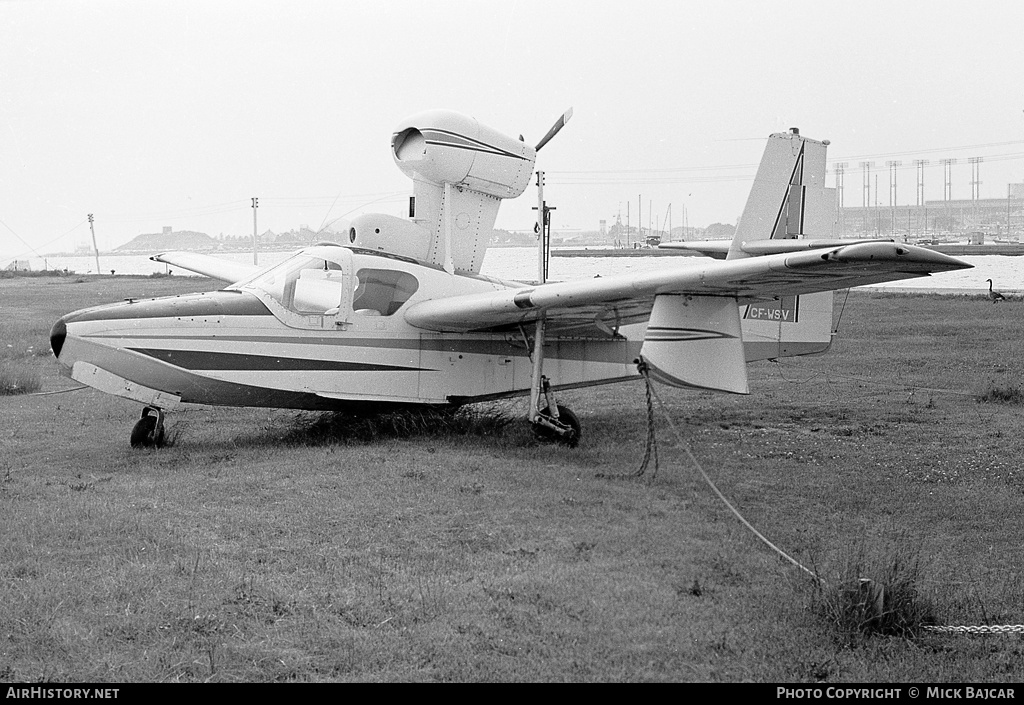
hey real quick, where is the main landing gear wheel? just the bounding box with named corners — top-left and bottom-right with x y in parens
top-left (532, 404), bottom-right (581, 448)
top-left (130, 406), bottom-right (166, 448)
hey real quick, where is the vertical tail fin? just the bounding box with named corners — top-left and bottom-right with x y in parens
top-left (726, 129), bottom-right (837, 360)
top-left (727, 128), bottom-right (835, 260)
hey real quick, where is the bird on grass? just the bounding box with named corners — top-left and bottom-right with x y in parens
top-left (986, 279), bottom-right (1006, 303)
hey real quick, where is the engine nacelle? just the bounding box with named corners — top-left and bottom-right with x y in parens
top-left (391, 110), bottom-right (536, 199)
top-left (348, 213), bottom-right (432, 262)
top-left (345, 110), bottom-right (540, 275)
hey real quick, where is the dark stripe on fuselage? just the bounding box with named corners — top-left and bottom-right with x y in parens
top-left (88, 334), bottom-right (635, 365)
top-left (64, 290), bottom-right (271, 324)
top-left (128, 348), bottom-right (429, 373)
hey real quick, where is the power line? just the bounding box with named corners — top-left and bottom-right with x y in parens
top-left (547, 140), bottom-right (1024, 184)
top-left (79, 190), bottom-right (411, 225)
top-left (0, 217), bottom-right (43, 256)
top-left (547, 151), bottom-right (1024, 187)
top-left (831, 139), bottom-right (1024, 162)
top-left (1, 218), bottom-right (88, 262)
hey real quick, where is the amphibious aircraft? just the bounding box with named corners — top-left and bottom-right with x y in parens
top-left (49, 111), bottom-right (971, 448)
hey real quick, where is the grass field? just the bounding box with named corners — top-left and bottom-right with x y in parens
top-left (2, 274), bottom-right (1024, 682)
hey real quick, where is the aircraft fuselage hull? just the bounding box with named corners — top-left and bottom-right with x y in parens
top-left (52, 285), bottom-right (644, 411)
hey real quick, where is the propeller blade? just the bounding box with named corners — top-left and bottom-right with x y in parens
top-left (534, 107), bottom-right (573, 152)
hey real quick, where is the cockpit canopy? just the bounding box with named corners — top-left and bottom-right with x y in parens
top-left (235, 247), bottom-right (419, 327)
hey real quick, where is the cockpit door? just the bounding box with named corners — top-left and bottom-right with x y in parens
top-left (243, 247), bottom-right (356, 330)
top-left (287, 248), bottom-right (354, 329)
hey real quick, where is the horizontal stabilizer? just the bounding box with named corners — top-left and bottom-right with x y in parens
top-left (640, 294), bottom-right (749, 394)
top-left (661, 238), bottom-right (898, 260)
top-left (659, 241), bottom-right (731, 259)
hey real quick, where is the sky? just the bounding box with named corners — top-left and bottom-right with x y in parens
top-left (2, 0), bottom-right (1023, 261)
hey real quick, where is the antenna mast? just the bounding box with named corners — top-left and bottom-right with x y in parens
top-left (251, 197), bottom-right (259, 265)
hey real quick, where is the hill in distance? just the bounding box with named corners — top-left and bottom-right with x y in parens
top-left (115, 228), bottom-right (215, 252)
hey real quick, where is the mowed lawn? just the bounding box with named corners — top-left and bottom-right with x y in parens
top-left (2, 274), bottom-right (1024, 682)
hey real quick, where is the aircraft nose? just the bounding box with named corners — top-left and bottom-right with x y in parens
top-left (50, 317), bottom-right (67, 359)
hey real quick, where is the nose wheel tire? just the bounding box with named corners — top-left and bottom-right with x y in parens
top-left (532, 404), bottom-right (581, 448)
top-left (130, 407), bottom-right (166, 448)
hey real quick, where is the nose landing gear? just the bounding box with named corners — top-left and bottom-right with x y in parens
top-left (130, 406), bottom-right (166, 448)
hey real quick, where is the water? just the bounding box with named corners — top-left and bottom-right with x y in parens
top-left (17, 248), bottom-right (1024, 293)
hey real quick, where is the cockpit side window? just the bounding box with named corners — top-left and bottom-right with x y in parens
top-left (352, 269), bottom-right (419, 316)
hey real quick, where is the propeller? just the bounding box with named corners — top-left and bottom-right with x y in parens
top-left (535, 107), bottom-right (573, 152)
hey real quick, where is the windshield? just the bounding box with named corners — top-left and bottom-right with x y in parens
top-left (244, 254), bottom-right (348, 315)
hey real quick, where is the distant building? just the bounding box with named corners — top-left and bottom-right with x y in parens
top-left (839, 186), bottom-right (1024, 240)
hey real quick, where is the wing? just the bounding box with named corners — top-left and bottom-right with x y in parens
top-left (404, 241), bottom-right (971, 334)
top-left (150, 251), bottom-right (261, 284)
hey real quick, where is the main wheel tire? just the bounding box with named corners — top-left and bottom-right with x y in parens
top-left (130, 414), bottom-right (165, 448)
top-left (533, 404), bottom-right (581, 448)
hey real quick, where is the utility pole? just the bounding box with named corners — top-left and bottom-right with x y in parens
top-left (874, 174), bottom-right (879, 237)
top-left (834, 162), bottom-right (847, 236)
top-left (251, 197), bottom-right (259, 265)
top-left (887, 161), bottom-right (901, 239)
top-left (613, 205), bottom-right (619, 247)
top-left (915, 159), bottom-right (929, 235)
top-left (637, 194), bottom-right (642, 247)
top-left (940, 158), bottom-right (956, 233)
top-left (941, 158), bottom-right (956, 201)
top-left (969, 156), bottom-right (983, 200)
top-left (87, 213), bottom-right (101, 275)
top-left (861, 161), bottom-right (873, 235)
top-left (968, 157), bottom-right (983, 234)
top-left (860, 161), bottom-right (873, 209)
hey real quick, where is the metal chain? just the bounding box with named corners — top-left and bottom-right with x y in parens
top-left (923, 624), bottom-right (1024, 634)
top-left (6, 385), bottom-right (87, 398)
